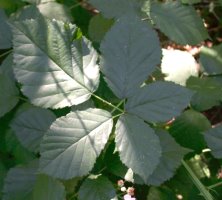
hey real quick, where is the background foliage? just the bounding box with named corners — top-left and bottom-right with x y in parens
top-left (0, 0), bottom-right (222, 199)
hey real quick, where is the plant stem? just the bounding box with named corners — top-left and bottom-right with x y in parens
top-left (208, 181), bottom-right (222, 190)
top-left (0, 49), bottom-right (12, 59)
top-left (182, 160), bottom-right (214, 200)
top-left (111, 100), bottom-right (125, 114)
top-left (92, 94), bottom-right (124, 113)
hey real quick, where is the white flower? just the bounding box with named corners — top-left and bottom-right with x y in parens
top-left (124, 194), bottom-right (136, 200)
top-left (121, 186), bottom-right (127, 192)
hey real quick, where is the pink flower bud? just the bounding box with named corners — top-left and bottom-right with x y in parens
top-left (117, 179), bottom-right (124, 187)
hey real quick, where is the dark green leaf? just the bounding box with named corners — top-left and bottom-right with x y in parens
top-left (0, 53), bottom-right (15, 80)
top-left (40, 108), bottom-right (113, 179)
top-left (147, 187), bottom-right (177, 200)
top-left (78, 175), bottom-right (116, 200)
top-left (126, 81), bottom-right (193, 123)
top-left (115, 114), bottom-right (161, 181)
top-left (10, 107), bottom-right (56, 152)
top-left (33, 174), bottom-right (65, 200)
top-left (200, 44), bottom-right (222, 75)
top-left (169, 110), bottom-right (210, 153)
top-left (151, 1), bottom-right (209, 45)
top-left (100, 14), bottom-right (161, 99)
top-left (204, 125), bottom-right (222, 158)
top-left (12, 17), bottom-right (99, 109)
top-left (0, 74), bottom-right (19, 118)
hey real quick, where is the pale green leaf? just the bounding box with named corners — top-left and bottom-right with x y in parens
top-left (145, 130), bottom-right (189, 185)
top-left (40, 108), bottom-right (113, 179)
top-left (33, 174), bottom-right (65, 200)
top-left (2, 161), bottom-right (38, 200)
top-left (169, 110), bottom-right (210, 153)
top-left (89, 0), bottom-right (141, 19)
top-left (0, 74), bottom-right (19, 118)
top-left (126, 81), bottom-right (193, 123)
top-left (0, 9), bottom-right (12, 49)
top-left (100, 14), bottom-right (161, 99)
top-left (78, 175), bottom-right (116, 200)
top-left (151, 1), bottom-right (209, 45)
top-left (12, 17), bottom-right (99, 109)
top-left (200, 44), bottom-right (222, 75)
top-left (10, 107), bottom-right (56, 153)
top-left (204, 125), bottom-right (222, 158)
top-left (115, 114), bottom-right (161, 181)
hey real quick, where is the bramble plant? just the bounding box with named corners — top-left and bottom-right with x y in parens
top-left (0, 0), bottom-right (222, 200)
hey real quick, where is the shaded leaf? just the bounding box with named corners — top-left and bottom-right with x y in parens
top-left (40, 108), bottom-right (113, 179)
top-left (33, 174), bottom-right (65, 200)
top-left (151, 1), bottom-right (209, 45)
top-left (2, 160), bottom-right (38, 200)
top-left (12, 17), bottom-right (99, 109)
top-left (169, 110), bottom-right (210, 153)
top-left (0, 53), bottom-right (15, 80)
top-left (100, 14), bottom-right (161, 99)
top-left (115, 114), bottom-right (161, 181)
top-left (147, 186), bottom-right (177, 200)
top-left (126, 81), bottom-right (193, 123)
top-left (10, 107), bottom-right (56, 152)
top-left (204, 125), bottom-right (222, 158)
top-left (78, 175), bottom-right (116, 200)
top-left (0, 74), bottom-right (19, 118)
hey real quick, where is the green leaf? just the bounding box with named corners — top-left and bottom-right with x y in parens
top-left (126, 81), bottom-right (193, 123)
top-left (100, 14), bottom-right (161, 99)
top-left (186, 76), bottom-right (222, 111)
top-left (10, 107), bottom-right (56, 153)
top-left (181, 0), bottom-right (201, 4)
top-left (0, 9), bottom-right (12, 49)
top-left (147, 187), bottom-right (177, 200)
top-left (40, 108), bottom-right (113, 179)
top-left (89, 0), bottom-right (141, 19)
top-left (0, 53), bottom-right (15, 80)
top-left (12, 17), bottom-right (99, 109)
top-left (200, 44), bottom-right (222, 75)
top-left (33, 174), bottom-right (65, 200)
top-left (204, 125), bottom-right (222, 158)
top-left (151, 1), bottom-right (209, 45)
top-left (145, 130), bottom-right (189, 185)
top-left (0, 74), bottom-right (19, 118)
top-left (115, 114), bottom-right (161, 181)
top-left (88, 14), bottom-right (114, 42)
top-left (2, 160), bottom-right (38, 200)
top-left (169, 110), bottom-right (210, 153)
top-left (78, 175), bottom-right (116, 200)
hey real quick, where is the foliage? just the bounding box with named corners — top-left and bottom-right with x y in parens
top-left (0, 0), bottom-right (222, 199)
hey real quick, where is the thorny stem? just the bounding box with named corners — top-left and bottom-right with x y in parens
top-left (92, 94), bottom-right (124, 113)
top-left (182, 160), bottom-right (214, 200)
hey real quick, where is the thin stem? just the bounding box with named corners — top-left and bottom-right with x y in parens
top-left (182, 160), bottom-right (214, 200)
top-left (208, 181), bottom-right (222, 190)
top-left (17, 96), bottom-right (29, 102)
top-left (92, 94), bottom-right (124, 113)
top-left (112, 113), bottom-right (123, 120)
top-left (70, 2), bottom-right (82, 9)
top-left (111, 100), bottom-right (125, 114)
top-left (0, 49), bottom-right (12, 59)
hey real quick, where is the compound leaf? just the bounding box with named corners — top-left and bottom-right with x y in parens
top-left (10, 107), bottom-right (56, 153)
top-left (126, 81), bottom-right (193, 123)
top-left (115, 114), bottom-right (161, 181)
top-left (100, 14), bottom-right (161, 99)
top-left (78, 175), bottom-right (116, 200)
top-left (151, 1), bottom-right (209, 45)
top-left (12, 17), bottom-right (99, 109)
top-left (40, 108), bottom-right (113, 179)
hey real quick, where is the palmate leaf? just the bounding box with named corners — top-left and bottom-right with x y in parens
top-left (204, 125), bottom-right (222, 158)
top-left (0, 74), bottom-right (19, 118)
top-left (115, 114), bottom-right (161, 181)
top-left (40, 108), bottom-right (113, 179)
top-left (10, 107), bottom-right (56, 153)
top-left (12, 17), bottom-right (99, 109)
top-left (100, 14), bottom-right (161, 99)
top-left (78, 175), bottom-right (116, 200)
top-left (2, 160), bottom-right (38, 200)
top-left (126, 81), bottom-right (193, 123)
top-left (33, 174), bottom-right (65, 200)
top-left (151, 1), bottom-right (209, 45)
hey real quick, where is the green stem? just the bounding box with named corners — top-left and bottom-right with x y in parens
top-left (208, 181), bottom-right (222, 190)
top-left (111, 100), bottom-right (125, 114)
top-left (92, 94), bottom-right (124, 113)
top-left (70, 2), bottom-right (82, 9)
top-left (182, 160), bottom-right (214, 200)
top-left (0, 49), bottom-right (12, 58)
